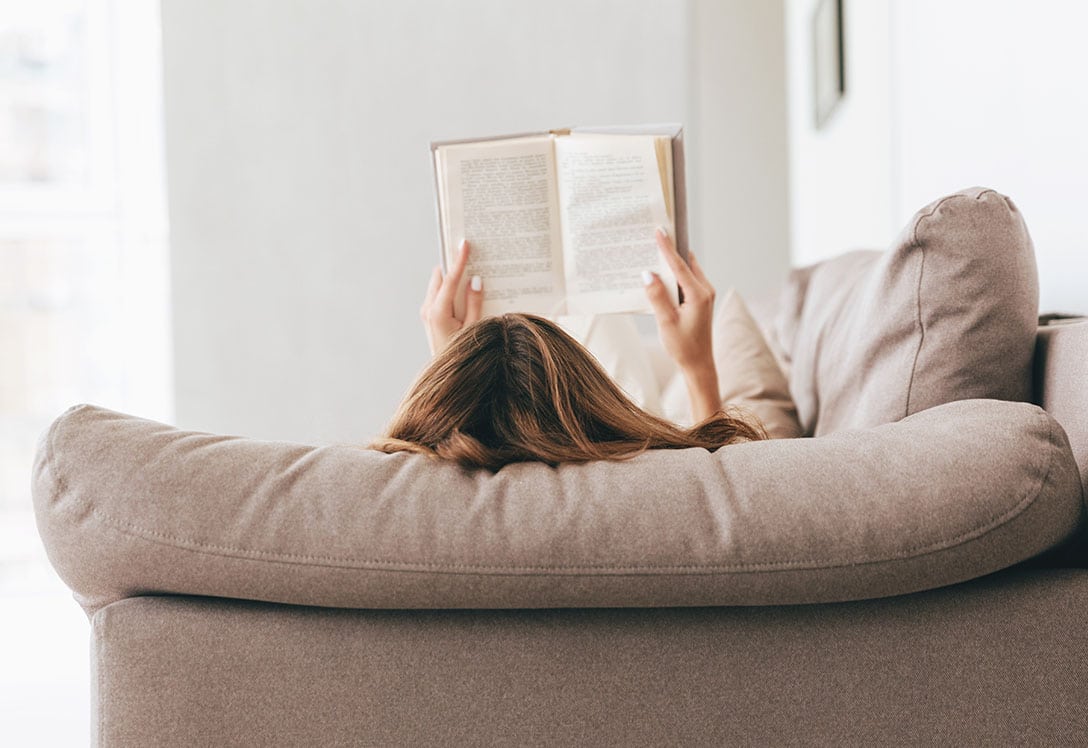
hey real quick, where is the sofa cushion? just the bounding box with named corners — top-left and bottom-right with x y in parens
top-left (776, 187), bottom-right (1039, 436)
top-left (33, 401), bottom-right (1082, 614)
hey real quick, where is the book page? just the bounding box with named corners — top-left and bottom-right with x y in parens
top-left (435, 136), bottom-right (566, 317)
top-left (554, 134), bottom-right (677, 315)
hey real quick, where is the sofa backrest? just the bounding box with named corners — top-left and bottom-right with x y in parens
top-left (1034, 318), bottom-right (1088, 493)
top-left (33, 398), bottom-right (1083, 615)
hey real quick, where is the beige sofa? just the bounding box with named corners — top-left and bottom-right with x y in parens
top-left (34, 189), bottom-right (1088, 744)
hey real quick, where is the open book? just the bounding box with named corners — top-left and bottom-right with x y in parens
top-left (431, 124), bottom-right (688, 317)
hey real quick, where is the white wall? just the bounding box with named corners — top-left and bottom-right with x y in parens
top-left (891, 0), bottom-right (1088, 314)
top-left (161, 0), bottom-right (792, 443)
top-left (689, 0), bottom-right (791, 301)
top-left (162, 0), bottom-right (687, 444)
top-left (787, 0), bottom-right (1088, 312)
top-left (785, 0), bottom-right (894, 265)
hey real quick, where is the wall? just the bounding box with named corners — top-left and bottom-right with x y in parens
top-left (688, 0), bottom-right (791, 301)
top-left (891, 0), bottom-right (1088, 313)
top-left (785, 0), bottom-right (894, 266)
top-left (162, 0), bottom-right (686, 444)
top-left (787, 0), bottom-right (1088, 311)
top-left (161, 0), bottom-right (792, 443)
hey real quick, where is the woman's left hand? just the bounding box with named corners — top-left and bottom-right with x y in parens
top-left (420, 239), bottom-right (483, 355)
top-left (642, 227), bottom-right (721, 422)
top-left (642, 228), bottom-right (717, 374)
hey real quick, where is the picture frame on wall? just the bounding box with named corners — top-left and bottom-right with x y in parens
top-left (812, 0), bottom-right (845, 129)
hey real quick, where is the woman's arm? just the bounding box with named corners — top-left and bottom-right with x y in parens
top-left (419, 239), bottom-right (484, 356)
top-left (642, 228), bottom-right (721, 423)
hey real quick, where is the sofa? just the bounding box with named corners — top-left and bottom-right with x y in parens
top-left (34, 188), bottom-right (1088, 745)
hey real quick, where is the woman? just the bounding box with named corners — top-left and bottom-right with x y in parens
top-left (370, 228), bottom-right (765, 471)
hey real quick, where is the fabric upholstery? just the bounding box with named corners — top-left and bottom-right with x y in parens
top-left (33, 399), bottom-right (1081, 614)
top-left (1034, 317), bottom-right (1088, 496)
top-left (776, 187), bottom-right (1039, 436)
top-left (92, 568), bottom-right (1088, 746)
top-left (662, 289), bottom-right (802, 438)
top-left (711, 288), bottom-right (801, 438)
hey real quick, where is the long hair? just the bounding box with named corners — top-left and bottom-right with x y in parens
top-left (370, 313), bottom-right (765, 472)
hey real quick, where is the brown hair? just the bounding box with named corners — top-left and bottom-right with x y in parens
top-left (370, 313), bottom-right (765, 471)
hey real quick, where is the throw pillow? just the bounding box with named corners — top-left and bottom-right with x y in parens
top-left (775, 186), bottom-right (1038, 436)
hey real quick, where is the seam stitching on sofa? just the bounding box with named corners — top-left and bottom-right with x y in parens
top-left (904, 244), bottom-right (927, 416)
top-left (76, 415), bottom-right (1058, 574)
top-left (903, 189), bottom-right (999, 416)
top-left (909, 188), bottom-right (996, 246)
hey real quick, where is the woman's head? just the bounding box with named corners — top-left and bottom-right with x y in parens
top-left (371, 313), bottom-right (764, 471)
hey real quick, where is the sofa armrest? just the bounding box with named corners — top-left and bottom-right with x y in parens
top-left (1035, 317), bottom-right (1088, 496)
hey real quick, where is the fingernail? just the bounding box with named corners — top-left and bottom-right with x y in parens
top-left (641, 270), bottom-right (654, 286)
top-left (470, 275), bottom-right (482, 292)
top-left (459, 238), bottom-right (468, 253)
top-left (656, 226), bottom-right (668, 239)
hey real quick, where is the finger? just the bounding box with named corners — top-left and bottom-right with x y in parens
top-left (464, 274), bottom-right (484, 325)
top-left (422, 265), bottom-right (442, 306)
top-left (420, 265), bottom-right (442, 322)
top-left (687, 250), bottom-right (712, 287)
top-left (435, 239), bottom-right (471, 312)
top-left (686, 251), bottom-right (715, 300)
top-left (642, 270), bottom-right (679, 326)
top-left (655, 227), bottom-right (698, 290)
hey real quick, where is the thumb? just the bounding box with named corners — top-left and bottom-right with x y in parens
top-left (642, 270), bottom-right (678, 326)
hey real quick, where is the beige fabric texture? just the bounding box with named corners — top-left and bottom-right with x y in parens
top-left (712, 288), bottom-right (801, 438)
top-left (776, 187), bottom-right (1039, 436)
top-left (662, 289), bottom-right (802, 438)
top-left (90, 569), bottom-right (1088, 746)
top-left (33, 399), bottom-right (1081, 615)
top-left (1035, 318), bottom-right (1088, 493)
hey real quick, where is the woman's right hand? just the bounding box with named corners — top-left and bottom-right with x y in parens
top-left (420, 239), bottom-right (483, 356)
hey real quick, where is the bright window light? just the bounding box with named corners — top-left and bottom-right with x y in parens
top-left (0, 1), bottom-right (171, 743)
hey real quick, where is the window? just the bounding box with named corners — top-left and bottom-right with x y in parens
top-left (0, 1), bottom-right (170, 740)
